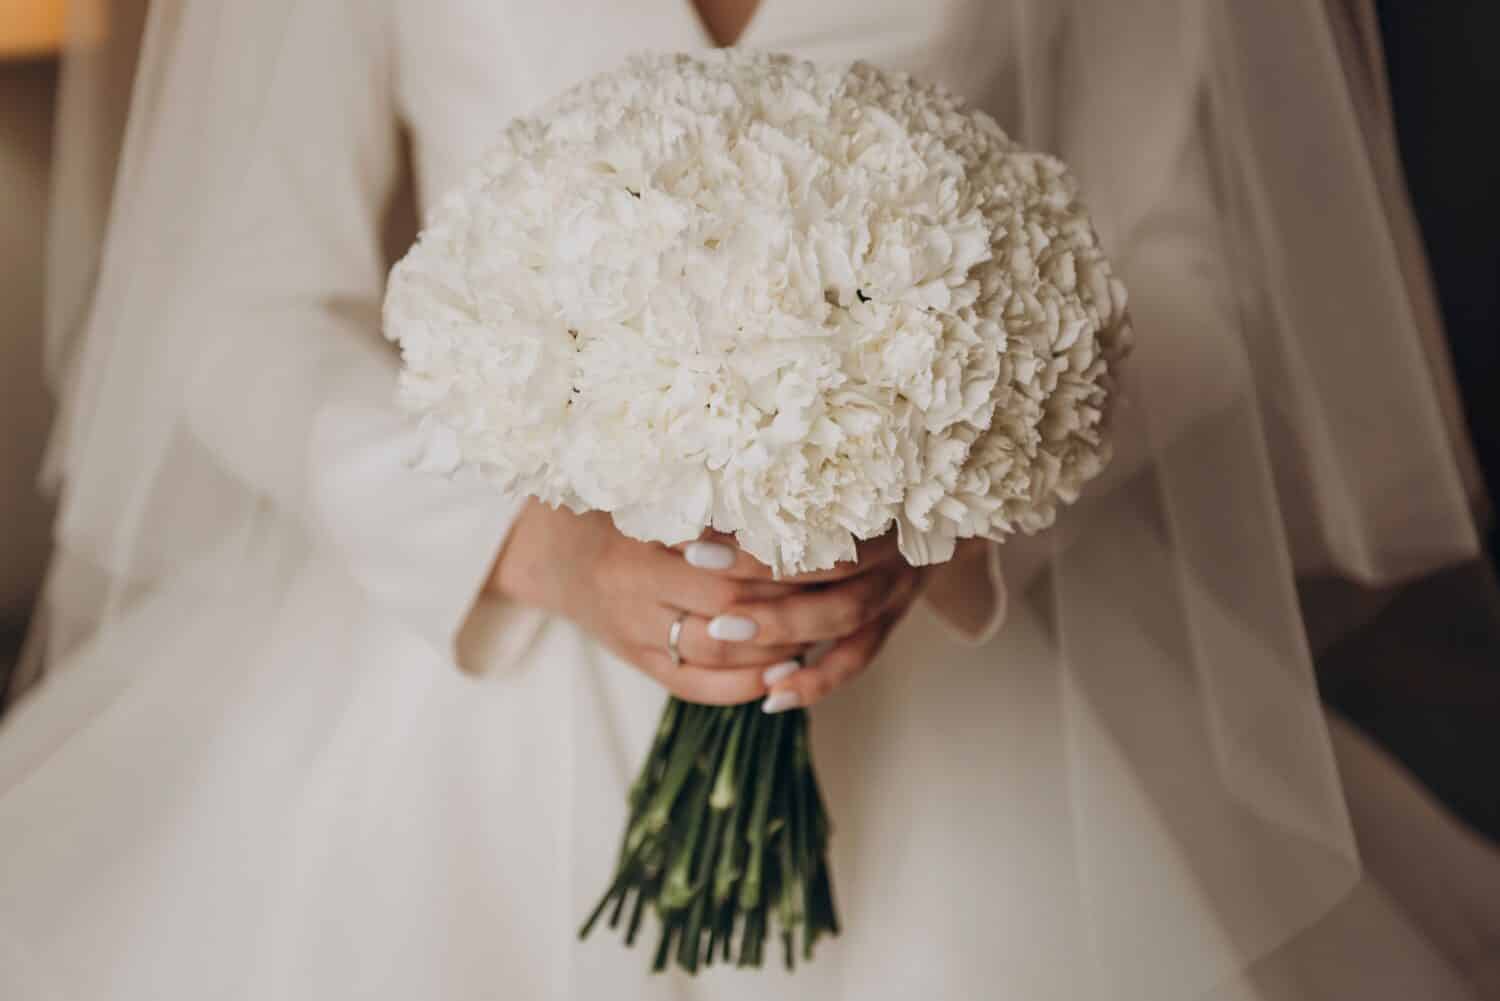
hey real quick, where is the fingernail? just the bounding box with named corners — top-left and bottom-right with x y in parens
top-left (707, 615), bottom-right (758, 642)
top-left (684, 541), bottom-right (736, 570)
top-left (762, 690), bottom-right (800, 714)
top-left (761, 660), bottom-right (802, 686)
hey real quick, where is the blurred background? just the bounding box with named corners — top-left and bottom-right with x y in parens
top-left (0, 1), bottom-right (1495, 840)
top-left (0, 0), bottom-right (65, 675)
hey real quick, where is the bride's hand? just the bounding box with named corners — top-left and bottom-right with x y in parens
top-left (678, 531), bottom-right (964, 713)
top-left (488, 500), bottom-right (807, 705)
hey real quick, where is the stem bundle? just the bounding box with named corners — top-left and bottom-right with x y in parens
top-left (579, 698), bottom-right (839, 973)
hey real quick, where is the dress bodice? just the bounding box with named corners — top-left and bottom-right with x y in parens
top-left (394, 0), bottom-right (1020, 211)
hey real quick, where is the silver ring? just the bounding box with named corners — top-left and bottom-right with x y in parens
top-left (667, 611), bottom-right (689, 667)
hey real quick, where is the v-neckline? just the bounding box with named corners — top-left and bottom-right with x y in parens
top-left (687, 0), bottom-right (766, 49)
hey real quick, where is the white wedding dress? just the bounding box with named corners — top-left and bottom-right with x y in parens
top-left (2, 1), bottom-right (1495, 999)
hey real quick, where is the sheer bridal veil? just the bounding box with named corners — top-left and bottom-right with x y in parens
top-left (15, 0), bottom-right (1483, 997)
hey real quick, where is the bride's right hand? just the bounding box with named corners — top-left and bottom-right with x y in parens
top-left (488, 500), bottom-right (806, 705)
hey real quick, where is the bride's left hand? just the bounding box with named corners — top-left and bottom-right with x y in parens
top-left (679, 531), bottom-right (944, 712)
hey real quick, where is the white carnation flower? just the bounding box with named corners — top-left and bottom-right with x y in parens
top-left (384, 51), bottom-right (1131, 576)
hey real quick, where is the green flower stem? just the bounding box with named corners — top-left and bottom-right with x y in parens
top-left (636, 707), bottom-right (716, 846)
top-left (580, 699), bottom-right (839, 974)
top-left (624, 883), bottom-right (648, 945)
top-left (659, 714), bottom-right (728, 910)
top-left (739, 711), bottom-right (787, 912)
top-left (713, 709), bottom-right (761, 904)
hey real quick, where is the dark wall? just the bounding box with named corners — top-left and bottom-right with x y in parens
top-left (1376, 1), bottom-right (1500, 557)
top-left (1313, 5), bottom-right (1500, 847)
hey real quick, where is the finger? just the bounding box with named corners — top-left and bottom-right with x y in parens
top-left (624, 543), bottom-right (797, 617)
top-left (676, 531), bottom-right (779, 581)
top-left (679, 530), bottom-right (904, 584)
top-left (677, 615), bottom-right (806, 669)
top-left (763, 613), bottom-right (894, 711)
top-left (635, 606), bottom-right (805, 669)
top-left (631, 647), bottom-right (771, 706)
top-left (725, 566), bottom-right (921, 645)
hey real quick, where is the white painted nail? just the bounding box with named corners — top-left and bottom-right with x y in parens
top-left (684, 541), bottom-right (736, 570)
top-left (707, 615), bottom-right (758, 642)
top-left (762, 690), bottom-right (800, 714)
top-left (761, 660), bottom-right (802, 686)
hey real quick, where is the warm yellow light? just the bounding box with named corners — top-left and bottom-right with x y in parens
top-left (0, 0), bottom-right (105, 59)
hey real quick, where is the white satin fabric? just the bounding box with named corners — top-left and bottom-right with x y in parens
top-left (2, 1), bottom-right (1494, 999)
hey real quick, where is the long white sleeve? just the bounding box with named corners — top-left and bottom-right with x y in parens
top-left (176, 1), bottom-right (523, 661)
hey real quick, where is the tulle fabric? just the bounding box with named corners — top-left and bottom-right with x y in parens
top-left (1201, 0), bottom-right (1481, 581)
top-left (1, 0), bottom-right (1485, 998)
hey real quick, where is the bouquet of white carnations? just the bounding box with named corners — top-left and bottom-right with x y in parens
top-left (384, 51), bottom-right (1130, 973)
